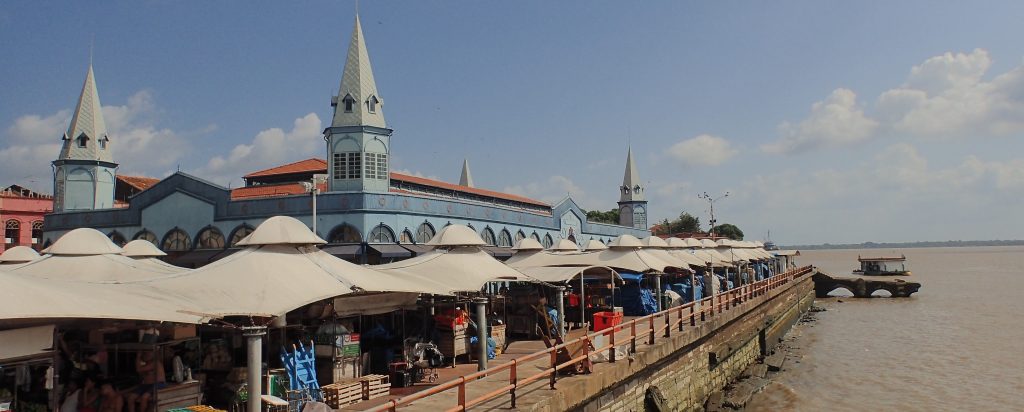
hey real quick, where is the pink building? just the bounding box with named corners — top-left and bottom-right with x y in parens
top-left (0, 185), bottom-right (53, 252)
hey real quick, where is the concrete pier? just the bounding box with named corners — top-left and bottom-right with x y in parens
top-left (812, 272), bottom-right (921, 298)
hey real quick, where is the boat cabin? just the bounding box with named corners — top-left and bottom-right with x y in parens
top-left (855, 255), bottom-right (910, 276)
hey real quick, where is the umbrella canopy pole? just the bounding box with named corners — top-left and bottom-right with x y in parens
top-left (242, 326), bottom-right (266, 412)
top-left (474, 297), bottom-right (488, 371)
top-left (654, 274), bottom-right (663, 312)
top-left (555, 285), bottom-right (565, 338)
top-left (580, 275), bottom-right (586, 326)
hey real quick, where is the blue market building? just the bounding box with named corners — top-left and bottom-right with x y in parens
top-left (42, 15), bottom-right (651, 264)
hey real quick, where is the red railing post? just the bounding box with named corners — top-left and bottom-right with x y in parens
top-left (690, 303), bottom-right (696, 326)
top-left (549, 349), bottom-right (557, 389)
top-left (663, 310), bottom-right (671, 338)
top-left (648, 316), bottom-right (655, 345)
top-left (609, 328), bottom-right (617, 363)
top-left (509, 359), bottom-right (517, 408)
top-left (678, 306), bottom-right (684, 332)
top-left (458, 377), bottom-right (466, 410)
top-left (626, 317), bottom-right (634, 354)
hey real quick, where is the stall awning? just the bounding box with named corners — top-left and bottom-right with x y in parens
top-left (401, 244), bottom-right (433, 256)
top-left (333, 292), bottom-right (420, 317)
top-left (0, 325), bottom-right (54, 363)
top-left (367, 244), bottom-right (412, 259)
top-left (516, 265), bottom-right (620, 283)
top-left (482, 246), bottom-right (514, 258)
top-left (321, 244), bottom-right (363, 259)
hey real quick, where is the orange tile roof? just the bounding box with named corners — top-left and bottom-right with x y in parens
top-left (116, 175), bottom-right (161, 191)
top-left (390, 172), bottom-right (549, 207)
top-left (244, 158), bottom-right (328, 178)
top-left (231, 182), bottom-right (326, 200)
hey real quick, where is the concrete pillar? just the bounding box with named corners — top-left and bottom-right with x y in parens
top-left (689, 271), bottom-right (697, 303)
top-left (242, 326), bottom-right (267, 412)
top-left (555, 286), bottom-right (566, 338)
top-left (474, 297), bottom-right (488, 371)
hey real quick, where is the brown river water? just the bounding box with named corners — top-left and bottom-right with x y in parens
top-left (746, 246), bottom-right (1024, 411)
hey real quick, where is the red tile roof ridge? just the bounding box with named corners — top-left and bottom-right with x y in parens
top-left (243, 158), bottom-right (328, 178)
top-left (390, 172), bottom-right (549, 207)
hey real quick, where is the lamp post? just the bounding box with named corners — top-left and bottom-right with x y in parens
top-left (304, 174), bottom-right (327, 236)
top-left (698, 191), bottom-right (728, 238)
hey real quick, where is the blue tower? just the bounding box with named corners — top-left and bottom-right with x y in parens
top-left (617, 147), bottom-right (648, 230)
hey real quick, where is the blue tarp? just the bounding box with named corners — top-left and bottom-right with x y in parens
top-left (667, 281), bottom-right (703, 303)
top-left (614, 286), bottom-right (658, 316)
top-left (618, 272), bottom-right (644, 283)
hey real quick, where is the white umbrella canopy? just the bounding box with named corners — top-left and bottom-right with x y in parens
top-left (516, 265), bottom-right (620, 283)
top-left (46, 228), bottom-right (124, 255)
top-left (583, 239), bottom-right (608, 251)
top-left (0, 246), bottom-right (40, 264)
top-left (122, 240), bottom-right (167, 257)
top-left (0, 269), bottom-right (204, 324)
top-left (512, 238), bottom-right (544, 251)
top-left (140, 216), bottom-right (446, 318)
top-left (548, 238), bottom-right (580, 252)
top-left (7, 253), bottom-right (186, 282)
top-left (640, 236), bottom-right (670, 248)
top-left (608, 234), bottom-right (644, 248)
top-left (375, 247), bottom-right (533, 293)
top-left (425, 224), bottom-right (487, 247)
top-left (505, 248), bottom-right (686, 274)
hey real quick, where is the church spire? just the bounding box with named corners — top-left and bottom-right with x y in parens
top-left (459, 159), bottom-right (474, 187)
top-left (60, 64), bottom-right (112, 163)
top-left (331, 14), bottom-right (385, 129)
top-left (620, 146), bottom-right (643, 202)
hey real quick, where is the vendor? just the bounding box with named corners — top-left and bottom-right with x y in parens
top-left (98, 380), bottom-right (123, 412)
top-left (125, 351), bottom-right (165, 412)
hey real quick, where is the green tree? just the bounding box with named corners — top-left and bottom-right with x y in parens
top-left (675, 212), bottom-right (701, 233)
top-left (586, 208), bottom-right (620, 225)
top-left (712, 223), bottom-right (744, 240)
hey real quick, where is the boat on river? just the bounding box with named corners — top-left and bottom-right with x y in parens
top-left (853, 255), bottom-right (912, 276)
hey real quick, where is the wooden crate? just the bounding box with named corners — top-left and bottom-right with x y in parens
top-left (359, 374), bottom-right (391, 400)
top-left (322, 380), bottom-right (362, 408)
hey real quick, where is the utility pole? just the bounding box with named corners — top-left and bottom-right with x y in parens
top-left (698, 191), bottom-right (729, 237)
top-left (305, 174), bottom-right (327, 236)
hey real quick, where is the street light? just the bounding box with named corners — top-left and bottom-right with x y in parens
top-left (302, 174), bottom-right (328, 235)
top-left (698, 191), bottom-right (729, 238)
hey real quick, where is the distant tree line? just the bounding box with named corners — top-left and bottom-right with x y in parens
top-left (585, 208), bottom-right (620, 225)
top-left (784, 239), bottom-right (1024, 250)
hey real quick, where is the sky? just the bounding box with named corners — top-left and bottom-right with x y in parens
top-left (2, 1), bottom-right (1023, 245)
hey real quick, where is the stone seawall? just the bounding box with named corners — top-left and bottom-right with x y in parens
top-left (569, 275), bottom-right (816, 412)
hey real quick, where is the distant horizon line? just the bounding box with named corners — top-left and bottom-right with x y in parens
top-left (779, 239), bottom-right (1024, 250)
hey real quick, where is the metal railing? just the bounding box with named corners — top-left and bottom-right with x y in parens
top-left (367, 265), bottom-right (814, 412)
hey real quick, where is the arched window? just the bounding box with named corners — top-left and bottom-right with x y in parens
top-left (514, 230), bottom-right (526, 243)
top-left (5, 220), bottom-right (20, 246)
top-left (530, 232), bottom-right (541, 242)
top-left (99, 137), bottom-right (108, 150)
top-left (77, 134), bottom-right (88, 148)
top-left (107, 231), bottom-right (127, 247)
top-left (498, 230), bottom-right (513, 248)
top-left (416, 222), bottom-right (436, 244)
top-left (342, 94), bottom-right (355, 113)
top-left (542, 234), bottom-right (554, 249)
top-left (329, 224), bottom-right (362, 244)
top-left (196, 227), bottom-right (226, 250)
top-left (31, 221), bottom-right (43, 247)
top-left (369, 225), bottom-right (395, 244)
top-left (481, 228), bottom-right (496, 246)
top-left (633, 206), bottom-right (647, 229)
top-left (399, 229), bottom-right (414, 244)
top-left (162, 228), bottom-right (191, 252)
top-left (368, 95), bottom-right (378, 113)
top-left (134, 230), bottom-right (158, 245)
top-left (229, 225), bottom-right (254, 246)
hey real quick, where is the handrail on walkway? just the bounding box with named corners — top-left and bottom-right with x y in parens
top-left (367, 265), bottom-right (815, 412)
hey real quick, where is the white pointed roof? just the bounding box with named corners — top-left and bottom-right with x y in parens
top-left (664, 237), bottom-right (687, 248)
top-left (699, 239), bottom-right (718, 248)
top-left (620, 147), bottom-right (644, 202)
top-left (375, 248), bottom-right (532, 293)
top-left (425, 224), bottom-right (487, 247)
top-left (512, 238), bottom-right (544, 251)
top-left (608, 234), bottom-right (644, 248)
top-left (59, 65), bottom-right (112, 163)
top-left (684, 238), bottom-right (704, 247)
top-left (46, 228), bottom-right (124, 255)
top-left (0, 246), bottom-right (40, 263)
top-left (121, 239), bottom-right (167, 257)
top-left (236, 216), bottom-right (326, 246)
top-left (640, 236), bottom-right (669, 249)
top-left (583, 239), bottom-right (608, 251)
top-left (548, 238), bottom-right (579, 252)
top-left (331, 15), bottom-right (386, 129)
top-left (459, 159), bottom-right (474, 187)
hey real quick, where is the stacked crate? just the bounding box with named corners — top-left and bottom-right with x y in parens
top-left (359, 374), bottom-right (391, 400)
top-left (322, 380), bottom-right (363, 408)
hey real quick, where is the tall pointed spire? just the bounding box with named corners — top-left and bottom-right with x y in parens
top-left (620, 146), bottom-right (643, 202)
top-left (60, 64), bottom-right (112, 163)
top-left (459, 159), bottom-right (474, 187)
top-left (331, 14), bottom-right (386, 129)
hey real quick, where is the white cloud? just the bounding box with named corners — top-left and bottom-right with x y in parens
top-left (762, 88), bottom-right (879, 154)
top-left (0, 91), bottom-right (189, 192)
top-left (668, 134), bottom-right (737, 167)
top-left (877, 49), bottom-right (1024, 137)
top-left (194, 113), bottom-right (323, 186)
